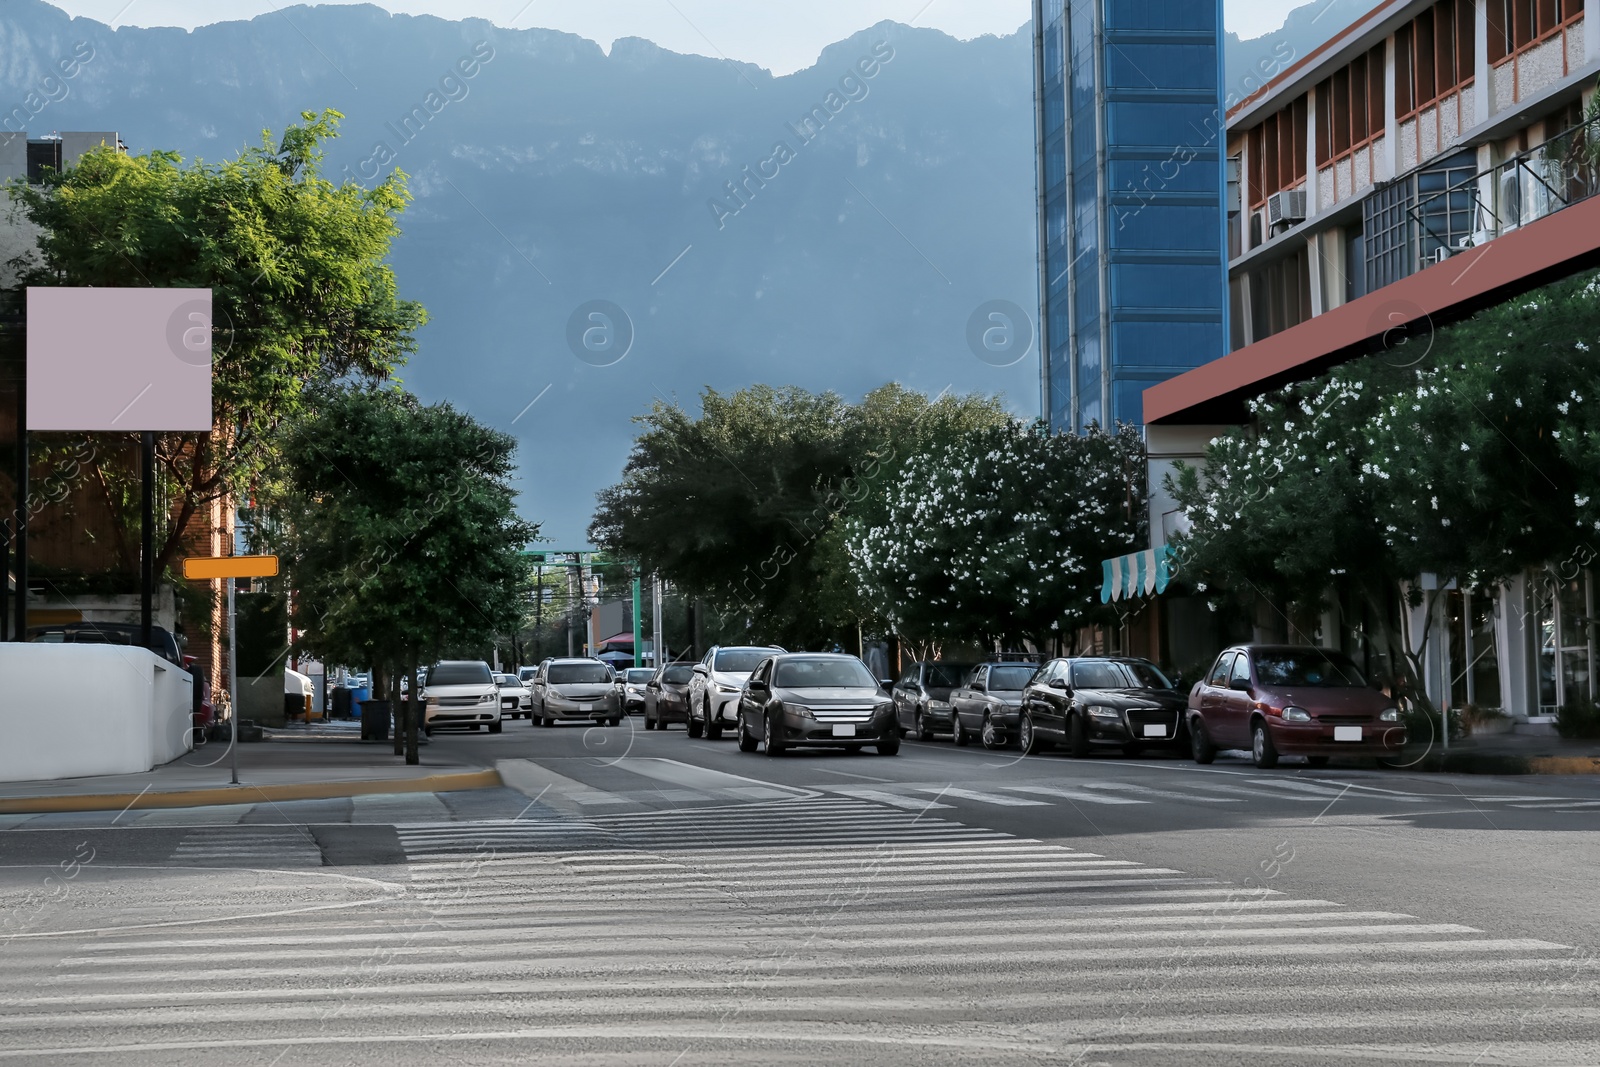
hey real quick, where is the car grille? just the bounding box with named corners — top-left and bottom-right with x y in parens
top-left (439, 696), bottom-right (484, 708)
top-left (1126, 707), bottom-right (1179, 734)
top-left (807, 705), bottom-right (877, 724)
top-left (1315, 714), bottom-right (1369, 724)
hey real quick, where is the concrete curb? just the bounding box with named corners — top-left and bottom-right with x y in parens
top-left (1405, 750), bottom-right (1600, 775)
top-left (0, 769), bottom-right (503, 815)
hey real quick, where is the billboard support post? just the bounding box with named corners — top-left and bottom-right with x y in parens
top-left (141, 432), bottom-right (154, 650)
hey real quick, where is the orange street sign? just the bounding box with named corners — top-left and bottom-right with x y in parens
top-left (182, 555), bottom-right (280, 581)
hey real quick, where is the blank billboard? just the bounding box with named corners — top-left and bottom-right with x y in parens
top-left (26, 287), bottom-right (214, 432)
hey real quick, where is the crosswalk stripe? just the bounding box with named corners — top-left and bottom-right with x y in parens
top-left (1074, 781), bottom-right (1243, 803)
top-left (999, 784), bottom-right (1148, 805)
top-left (915, 787), bottom-right (1051, 806)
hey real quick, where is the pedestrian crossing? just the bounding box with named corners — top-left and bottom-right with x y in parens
top-left (167, 825), bottom-right (324, 868)
top-left (3, 794), bottom-right (1592, 1063)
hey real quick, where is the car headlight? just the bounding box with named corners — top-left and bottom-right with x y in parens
top-left (1282, 706), bottom-right (1312, 722)
top-left (928, 698), bottom-right (951, 709)
top-left (1086, 705), bottom-right (1120, 719)
top-left (783, 702), bottom-right (815, 719)
top-left (482, 692), bottom-right (497, 705)
top-left (875, 701), bottom-right (894, 716)
top-left (626, 685), bottom-right (640, 695)
top-left (1380, 708), bottom-right (1400, 722)
top-left (716, 682), bottom-right (741, 693)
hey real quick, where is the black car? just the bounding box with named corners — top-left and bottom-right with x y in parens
top-left (949, 662), bottom-right (1039, 748)
top-left (643, 663), bottom-right (694, 730)
top-left (1017, 657), bottom-right (1187, 757)
top-left (891, 660), bottom-right (975, 740)
top-left (28, 621), bottom-right (183, 666)
top-left (736, 653), bottom-right (899, 756)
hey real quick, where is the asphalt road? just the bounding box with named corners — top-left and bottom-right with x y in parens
top-left (2, 716), bottom-right (1597, 1065)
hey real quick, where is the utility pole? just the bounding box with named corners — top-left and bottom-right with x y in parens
top-left (533, 562), bottom-right (543, 662)
top-left (631, 571), bottom-right (642, 668)
top-left (652, 573), bottom-right (666, 668)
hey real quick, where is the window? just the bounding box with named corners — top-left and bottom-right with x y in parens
top-left (1489, 0), bottom-right (1580, 64)
top-left (1229, 654), bottom-right (1253, 687)
top-left (548, 663), bottom-right (612, 685)
top-left (662, 665), bottom-right (693, 684)
top-left (1397, 0), bottom-right (1476, 117)
top-left (1252, 650), bottom-right (1368, 688)
top-left (774, 657), bottom-right (876, 689)
top-left (1245, 96), bottom-right (1309, 207)
top-left (927, 663), bottom-right (973, 688)
top-left (713, 649), bottom-right (772, 673)
top-left (1314, 44), bottom-right (1386, 167)
top-left (1206, 653), bottom-right (1235, 687)
top-left (427, 663), bottom-right (494, 686)
top-left (988, 666), bottom-right (1036, 691)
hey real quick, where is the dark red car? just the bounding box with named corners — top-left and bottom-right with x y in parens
top-left (1186, 645), bottom-right (1405, 768)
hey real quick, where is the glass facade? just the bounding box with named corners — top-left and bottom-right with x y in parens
top-left (1033, 0), bottom-right (1228, 433)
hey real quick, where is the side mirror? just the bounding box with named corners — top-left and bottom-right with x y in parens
top-left (693, 664), bottom-right (709, 675)
top-left (1229, 677), bottom-right (1253, 692)
top-left (1048, 677), bottom-right (1068, 690)
top-left (972, 682), bottom-right (986, 693)
top-left (747, 680), bottom-right (769, 694)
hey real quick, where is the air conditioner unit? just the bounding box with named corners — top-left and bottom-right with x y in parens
top-left (1266, 189), bottom-right (1306, 228)
top-left (1432, 246), bottom-right (1451, 264)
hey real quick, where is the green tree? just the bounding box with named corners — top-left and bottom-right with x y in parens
top-left (846, 421), bottom-right (1146, 654)
top-left (268, 387), bottom-right (536, 763)
top-left (588, 383), bottom-right (1008, 650)
top-left (7, 109), bottom-right (424, 575)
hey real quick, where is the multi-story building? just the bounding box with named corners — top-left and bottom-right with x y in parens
top-left (1032, 0), bottom-right (1229, 433)
top-left (1133, 0), bottom-right (1600, 724)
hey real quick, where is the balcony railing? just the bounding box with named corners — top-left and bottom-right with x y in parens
top-left (1410, 113), bottom-right (1600, 270)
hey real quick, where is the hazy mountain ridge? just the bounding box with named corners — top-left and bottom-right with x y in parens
top-left (5, 1), bottom-right (1360, 542)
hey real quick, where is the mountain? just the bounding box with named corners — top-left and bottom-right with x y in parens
top-left (1225, 0), bottom-right (1385, 101)
top-left (2, 2), bottom-right (1039, 544)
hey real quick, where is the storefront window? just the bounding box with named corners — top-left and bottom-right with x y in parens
top-left (1445, 587), bottom-right (1501, 710)
top-left (1534, 570), bottom-right (1593, 715)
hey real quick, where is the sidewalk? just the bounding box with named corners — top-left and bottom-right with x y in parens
top-left (0, 735), bottom-right (501, 814)
top-left (1410, 730), bottom-right (1600, 775)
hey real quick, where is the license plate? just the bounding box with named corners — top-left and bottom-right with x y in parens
top-left (1334, 726), bottom-right (1363, 741)
top-left (832, 724), bottom-right (856, 737)
top-left (1143, 724), bottom-right (1166, 737)
top-left (579, 704), bottom-right (594, 712)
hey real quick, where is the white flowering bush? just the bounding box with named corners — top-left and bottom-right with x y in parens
top-left (845, 420), bottom-right (1144, 650)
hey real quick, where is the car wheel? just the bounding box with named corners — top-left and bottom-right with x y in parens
top-left (1067, 713), bottom-right (1090, 758)
top-left (423, 725), bottom-right (433, 737)
top-left (1018, 711), bottom-right (1039, 755)
top-left (489, 721), bottom-right (503, 734)
top-left (687, 716), bottom-right (704, 739)
top-left (1252, 720), bottom-right (1280, 769)
top-left (952, 714), bottom-right (970, 747)
top-left (737, 717), bottom-right (759, 752)
top-left (1190, 718), bottom-right (1217, 764)
top-left (876, 736), bottom-right (900, 756)
top-left (644, 713), bottom-right (655, 731)
top-left (541, 714), bottom-right (554, 728)
top-left (915, 710), bottom-right (933, 742)
top-left (764, 713), bottom-right (785, 757)
top-left (1306, 755), bottom-right (1330, 767)
top-left (981, 712), bottom-right (1003, 750)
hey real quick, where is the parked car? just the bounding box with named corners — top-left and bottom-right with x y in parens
top-left (494, 673), bottom-right (532, 719)
top-left (1017, 657), bottom-right (1187, 757)
top-left (891, 660), bottom-right (975, 740)
top-left (949, 662), bottom-right (1038, 748)
top-left (517, 665), bottom-right (538, 684)
top-left (422, 660), bottom-right (502, 735)
top-left (687, 644), bottom-right (786, 739)
top-left (1187, 644), bottom-right (1406, 768)
top-left (616, 668), bottom-right (656, 715)
top-left (28, 621), bottom-right (183, 666)
top-left (533, 658), bottom-right (621, 727)
top-left (735, 653), bottom-right (899, 757)
top-left (643, 663), bottom-right (695, 730)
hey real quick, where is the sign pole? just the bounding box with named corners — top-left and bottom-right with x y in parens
top-left (140, 432), bottom-right (154, 651)
top-left (632, 572), bottom-right (642, 669)
top-left (227, 574), bottom-right (239, 786)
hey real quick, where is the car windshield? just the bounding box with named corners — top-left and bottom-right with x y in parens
top-left (713, 649), bottom-right (771, 673)
top-left (1071, 660), bottom-right (1172, 690)
top-left (1253, 650), bottom-right (1367, 688)
top-left (495, 675), bottom-right (514, 685)
top-left (662, 666), bottom-right (693, 684)
top-left (624, 669), bottom-right (654, 683)
top-left (549, 663), bottom-right (612, 684)
top-left (428, 663), bottom-right (492, 686)
top-left (926, 663), bottom-right (972, 687)
top-left (987, 666), bottom-right (1035, 691)
top-left (774, 657), bottom-right (876, 689)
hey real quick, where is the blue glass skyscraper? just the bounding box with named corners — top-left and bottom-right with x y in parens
top-left (1033, 0), bottom-right (1227, 432)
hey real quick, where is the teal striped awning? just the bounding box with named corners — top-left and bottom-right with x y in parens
top-left (1100, 544), bottom-right (1175, 604)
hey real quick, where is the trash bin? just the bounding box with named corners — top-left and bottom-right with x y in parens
top-left (361, 700), bottom-right (391, 741)
top-left (331, 687), bottom-right (353, 719)
top-left (350, 687), bottom-right (371, 718)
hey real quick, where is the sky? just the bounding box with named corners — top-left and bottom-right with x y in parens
top-left (50, 0), bottom-right (1321, 75)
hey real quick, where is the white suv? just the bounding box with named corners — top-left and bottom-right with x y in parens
top-left (422, 660), bottom-right (503, 735)
top-left (687, 645), bottom-right (785, 739)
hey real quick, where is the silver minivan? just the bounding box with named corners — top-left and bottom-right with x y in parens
top-left (532, 658), bottom-right (622, 727)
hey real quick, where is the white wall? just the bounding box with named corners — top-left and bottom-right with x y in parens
top-left (0, 645), bottom-right (193, 783)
